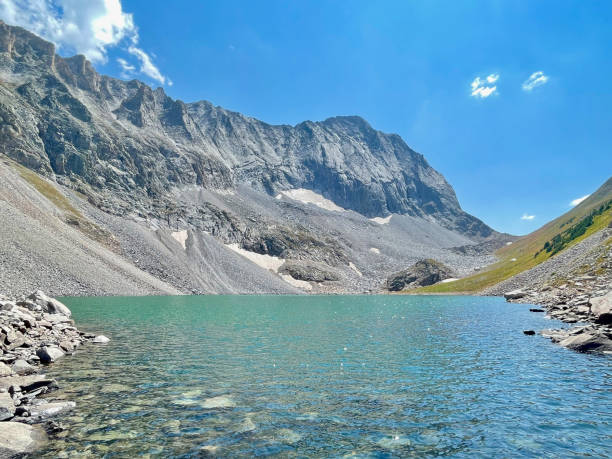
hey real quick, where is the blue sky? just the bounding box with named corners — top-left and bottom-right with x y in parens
top-left (2, 1), bottom-right (611, 235)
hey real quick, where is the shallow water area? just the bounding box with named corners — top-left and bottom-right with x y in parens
top-left (39, 295), bottom-right (611, 458)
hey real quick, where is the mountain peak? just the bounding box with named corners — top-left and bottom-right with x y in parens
top-left (0, 20), bottom-right (495, 240)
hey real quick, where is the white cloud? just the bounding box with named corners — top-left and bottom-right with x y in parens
top-left (570, 194), bottom-right (590, 207)
top-left (0, 0), bottom-right (169, 85)
top-left (128, 46), bottom-right (167, 85)
top-left (521, 214), bottom-right (535, 221)
top-left (522, 71), bottom-right (549, 91)
top-left (117, 57), bottom-right (134, 72)
top-left (471, 73), bottom-right (499, 98)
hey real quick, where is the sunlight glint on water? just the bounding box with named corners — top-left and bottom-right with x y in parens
top-left (39, 295), bottom-right (612, 458)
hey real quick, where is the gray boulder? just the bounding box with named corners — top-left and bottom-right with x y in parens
top-left (279, 261), bottom-right (340, 282)
top-left (27, 401), bottom-right (76, 422)
top-left (0, 422), bottom-right (48, 456)
top-left (36, 346), bottom-right (65, 364)
top-left (0, 362), bottom-right (14, 377)
top-left (12, 359), bottom-right (37, 376)
top-left (0, 392), bottom-right (16, 421)
top-left (559, 331), bottom-right (612, 353)
top-left (590, 292), bottom-right (612, 319)
top-left (26, 291), bottom-right (72, 317)
top-left (504, 289), bottom-right (526, 300)
top-left (0, 300), bottom-right (15, 312)
top-left (386, 259), bottom-right (454, 291)
top-left (92, 335), bottom-right (110, 344)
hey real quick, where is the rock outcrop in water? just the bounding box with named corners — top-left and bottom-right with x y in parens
top-left (0, 291), bottom-right (102, 456)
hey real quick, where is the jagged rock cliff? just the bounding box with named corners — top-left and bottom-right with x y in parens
top-left (0, 20), bottom-right (492, 239)
top-left (0, 21), bottom-right (502, 295)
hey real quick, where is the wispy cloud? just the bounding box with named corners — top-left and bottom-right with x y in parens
top-left (128, 45), bottom-right (169, 85)
top-left (0, 0), bottom-right (169, 85)
top-left (521, 214), bottom-right (535, 221)
top-left (471, 73), bottom-right (499, 98)
top-left (522, 71), bottom-right (549, 91)
top-left (117, 57), bottom-right (135, 76)
top-left (570, 194), bottom-right (590, 207)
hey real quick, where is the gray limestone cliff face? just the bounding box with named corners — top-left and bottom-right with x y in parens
top-left (0, 20), bottom-right (493, 240)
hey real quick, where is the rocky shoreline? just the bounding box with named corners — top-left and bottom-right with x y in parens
top-left (0, 291), bottom-right (107, 457)
top-left (503, 278), bottom-right (612, 354)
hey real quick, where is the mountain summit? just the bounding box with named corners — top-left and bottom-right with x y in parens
top-left (0, 21), bottom-right (502, 295)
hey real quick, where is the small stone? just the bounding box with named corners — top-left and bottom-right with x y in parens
top-left (523, 330), bottom-right (536, 335)
top-left (529, 308), bottom-right (544, 313)
top-left (36, 346), bottom-right (65, 364)
top-left (504, 289), bottom-right (526, 300)
top-left (0, 362), bottom-right (14, 377)
top-left (0, 391), bottom-right (16, 420)
top-left (92, 335), bottom-right (110, 344)
top-left (11, 359), bottom-right (36, 376)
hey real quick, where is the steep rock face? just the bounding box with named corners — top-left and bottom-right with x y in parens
top-left (0, 21), bottom-right (494, 240)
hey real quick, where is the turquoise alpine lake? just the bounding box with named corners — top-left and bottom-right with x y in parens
top-left (38, 295), bottom-right (611, 458)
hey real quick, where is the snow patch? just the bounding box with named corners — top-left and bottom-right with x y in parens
top-left (370, 215), bottom-right (392, 225)
top-left (281, 189), bottom-right (345, 212)
top-left (440, 278), bottom-right (458, 283)
top-left (280, 274), bottom-right (313, 291)
top-left (369, 247), bottom-right (380, 254)
top-left (226, 243), bottom-right (285, 272)
top-left (214, 188), bottom-right (235, 196)
top-left (506, 241), bottom-right (513, 246)
top-left (225, 244), bottom-right (312, 290)
top-left (275, 194), bottom-right (283, 199)
top-left (172, 230), bottom-right (188, 250)
top-left (349, 262), bottom-right (362, 277)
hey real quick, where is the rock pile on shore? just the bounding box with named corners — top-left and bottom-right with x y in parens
top-left (0, 291), bottom-right (107, 457)
top-left (504, 275), bottom-right (612, 354)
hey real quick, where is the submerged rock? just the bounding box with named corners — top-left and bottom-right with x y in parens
top-left (27, 401), bottom-right (76, 423)
top-left (201, 395), bottom-right (236, 409)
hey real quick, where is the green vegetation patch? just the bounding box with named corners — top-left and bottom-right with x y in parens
top-left (536, 200), bottom-right (612, 257)
top-left (414, 188), bottom-right (612, 294)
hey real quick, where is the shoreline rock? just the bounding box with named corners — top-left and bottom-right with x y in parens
top-left (0, 291), bottom-right (102, 457)
top-left (503, 275), bottom-right (612, 354)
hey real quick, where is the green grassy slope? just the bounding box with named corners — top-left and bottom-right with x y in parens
top-left (417, 176), bottom-right (612, 294)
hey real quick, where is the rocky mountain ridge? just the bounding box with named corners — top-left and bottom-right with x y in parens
top-left (0, 21), bottom-right (501, 295)
top-left (0, 20), bottom-right (493, 240)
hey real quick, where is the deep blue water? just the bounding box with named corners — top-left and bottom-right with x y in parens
top-left (39, 295), bottom-right (611, 458)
